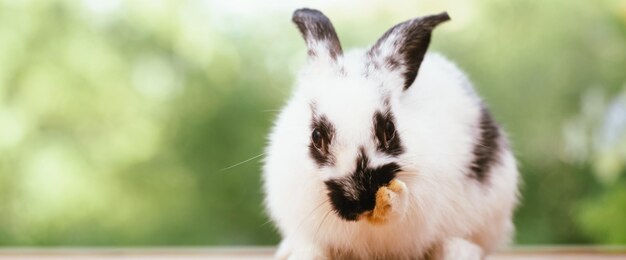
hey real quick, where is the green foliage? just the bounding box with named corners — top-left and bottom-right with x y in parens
top-left (578, 180), bottom-right (626, 244)
top-left (0, 0), bottom-right (624, 245)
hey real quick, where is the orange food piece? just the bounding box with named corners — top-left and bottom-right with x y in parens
top-left (365, 179), bottom-right (404, 224)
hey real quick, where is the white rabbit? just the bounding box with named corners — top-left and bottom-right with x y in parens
top-left (263, 8), bottom-right (519, 260)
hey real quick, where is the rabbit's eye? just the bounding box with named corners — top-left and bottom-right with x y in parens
top-left (374, 111), bottom-right (403, 155)
top-left (312, 128), bottom-right (327, 151)
top-left (309, 115), bottom-right (335, 165)
top-left (384, 121), bottom-right (396, 147)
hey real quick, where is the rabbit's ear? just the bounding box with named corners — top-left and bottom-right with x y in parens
top-left (293, 8), bottom-right (343, 62)
top-left (368, 12), bottom-right (450, 90)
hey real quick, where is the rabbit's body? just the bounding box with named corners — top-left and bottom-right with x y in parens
top-left (263, 9), bottom-right (519, 260)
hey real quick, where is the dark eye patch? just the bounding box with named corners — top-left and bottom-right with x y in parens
top-left (374, 111), bottom-right (404, 156)
top-left (309, 114), bottom-right (335, 166)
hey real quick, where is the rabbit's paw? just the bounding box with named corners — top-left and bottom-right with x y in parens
top-left (432, 238), bottom-right (483, 260)
top-left (277, 239), bottom-right (326, 260)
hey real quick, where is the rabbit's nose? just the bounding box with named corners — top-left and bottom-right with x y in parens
top-left (324, 167), bottom-right (400, 221)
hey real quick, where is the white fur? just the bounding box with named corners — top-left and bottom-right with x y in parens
top-left (263, 48), bottom-right (519, 259)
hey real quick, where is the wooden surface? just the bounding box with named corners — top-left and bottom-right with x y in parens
top-left (1, 247), bottom-right (625, 259)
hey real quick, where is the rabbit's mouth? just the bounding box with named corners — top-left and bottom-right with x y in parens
top-left (324, 150), bottom-right (400, 221)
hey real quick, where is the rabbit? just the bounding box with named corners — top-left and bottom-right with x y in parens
top-left (263, 8), bottom-right (519, 260)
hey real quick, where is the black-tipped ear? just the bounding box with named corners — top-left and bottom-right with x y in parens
top-left (293, 8), bottom-right (343, 61)
top-left (368, 12), bottom-right (450, 90)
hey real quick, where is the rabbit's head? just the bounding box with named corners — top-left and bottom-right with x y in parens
top-left (266, 9), bottom-right (454, 222)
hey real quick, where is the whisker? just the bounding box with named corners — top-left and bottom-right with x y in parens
top-left (396, 158), bottom-right (469, 176)
top-left (313, 209), bottom-right (333, 243)
top-left (259, 218), bottom-right (274, 228)
top-left (219, 153), bottom-right (265, 172)
top-left (295, 198), bottom-right (330, 234)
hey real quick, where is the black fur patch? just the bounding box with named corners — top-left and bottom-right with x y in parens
top-left (368, 12), bottom-right (450, 90)
top-left (469, 107), bottom-right (501, 182)
top-left (374, 111), bottom-right (404, 156)
top-left (292, 8), bottom-right (343, 60)
top-left (325, 148), bottom-right (400, 221)
top-left (309, 105), bottom-right (336, 166)
top-left (384, 56), bottom-right (400, 70)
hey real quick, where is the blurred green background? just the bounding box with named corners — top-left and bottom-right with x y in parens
top-left (1, 0), bottom-right (625, 246)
